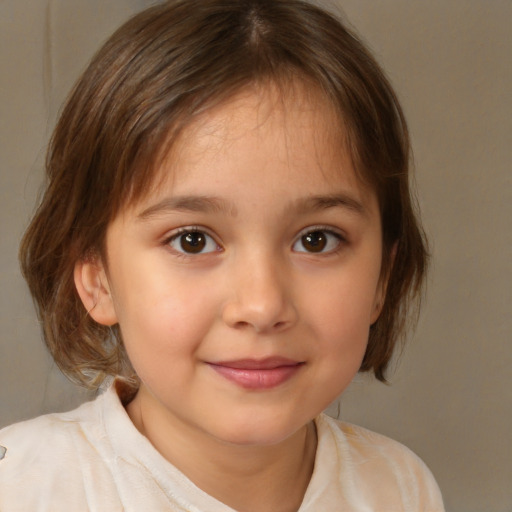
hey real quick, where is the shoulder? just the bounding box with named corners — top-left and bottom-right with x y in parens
top-left (0, 392), bottom-right (121, 510)
top-left (323, 414), bottom-right (428, 466)
top-left (315, 414), bottom-right (445, 511)
top-left (0, 394), bottom-right (103, 464)
top-left (0, 398), bottom-right (97, 462)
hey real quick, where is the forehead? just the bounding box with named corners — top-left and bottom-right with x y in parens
top-left (134, 82), bottom-right (374, 211)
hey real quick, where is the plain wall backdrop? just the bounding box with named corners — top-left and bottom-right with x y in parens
top-left (1, 1), bottom-right (510, 511)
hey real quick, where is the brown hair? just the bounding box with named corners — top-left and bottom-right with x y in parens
top-left (20, 0), bottom-right (427, 387)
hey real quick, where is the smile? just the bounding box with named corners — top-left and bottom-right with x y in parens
top-left (207, 357), bottom-right (305, 390)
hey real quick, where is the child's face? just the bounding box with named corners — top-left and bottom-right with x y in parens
top-left (81, 84), bottom-right (386, 446)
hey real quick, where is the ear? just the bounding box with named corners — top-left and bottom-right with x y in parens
top-left (370, 242), bottom-right (398, 324)
top-left (74, 257), bottom-right (118, 326)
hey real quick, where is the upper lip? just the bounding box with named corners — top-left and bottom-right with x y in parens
top-left (209, 357), bottom-right (303, 370)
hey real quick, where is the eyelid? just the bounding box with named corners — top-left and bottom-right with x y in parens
top-left (163, 226), bottom-right (222, 255)
top-left (294, 225), bottom-right (347, 241)
top-left (292, 225), bottom-right (347, 253)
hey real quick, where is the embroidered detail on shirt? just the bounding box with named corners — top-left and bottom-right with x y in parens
top-left (0, 445), bottom-right (6, 460)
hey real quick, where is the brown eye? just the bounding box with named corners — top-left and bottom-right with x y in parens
top-left (181, 232), bottom-right (206, 253)
top-left (169, 230), bottom-right (218, 254)
top-left (293, 229), bottom-right (342, 254)
top-left (301, 231), bottom-right (327, 252)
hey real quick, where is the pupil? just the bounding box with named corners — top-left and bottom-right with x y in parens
top-left (303, 231), bottom-right (326, 252)
top-left (181, 232), bottom-right (206, 253)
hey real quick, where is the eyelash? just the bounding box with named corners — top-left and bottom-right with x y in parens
top-left (163, 225), bottom-right (347, 257)
top-left (164, 226), bottom-right (221, 256)
top-left (292, 226), bottom-right (346, 255)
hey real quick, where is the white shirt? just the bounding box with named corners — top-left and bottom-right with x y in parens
top-left (0, 382), bottom-right (444, 511)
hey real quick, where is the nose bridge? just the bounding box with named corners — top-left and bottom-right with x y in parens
top-left (222, 246), bottom-right (296, 333)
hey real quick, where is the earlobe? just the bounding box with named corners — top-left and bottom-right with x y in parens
top-left (370, 268), bottom-right (388, 324)
top-left (370, 241), bottom-right (398, 325)
top-left (370, 293), bottom-right (384, 325)
top-left (74, 259), bottom-right (118, 326)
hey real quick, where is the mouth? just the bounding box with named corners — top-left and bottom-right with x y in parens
top-left (207, 357), bottom-right (305, 390)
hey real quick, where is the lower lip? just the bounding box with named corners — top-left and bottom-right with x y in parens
top-left (209, 364), bottom-right (303, 390)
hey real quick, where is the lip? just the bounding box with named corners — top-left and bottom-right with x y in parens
top-left (207, 357), bottom-right (304, 390)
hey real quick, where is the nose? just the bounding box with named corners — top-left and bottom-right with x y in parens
top-left (221, 252), bottom-right (297, 334)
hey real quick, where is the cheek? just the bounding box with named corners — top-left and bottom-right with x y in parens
top-left (111, 266), bottom-right (220, 361)
top-left (307, 275), bottom-right (379, 338)
top-left (301, 269), bottom-right (380, 384)
top-left (300, 285), bottom-right (372, 412)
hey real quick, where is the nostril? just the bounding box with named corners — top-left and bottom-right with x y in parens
top-left (232, 319), bottom-right (287, 333)
top-left (233, 320), bottom-right (251, 330)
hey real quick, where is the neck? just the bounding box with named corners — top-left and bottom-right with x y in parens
top-left (126, 386), bottom-right (317, 512)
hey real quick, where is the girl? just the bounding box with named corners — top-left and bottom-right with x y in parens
top-left (0, 0), bottom-right (444, 510)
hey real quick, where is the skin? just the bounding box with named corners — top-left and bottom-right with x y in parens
top-left (75, 83), bottom-right (388, 512)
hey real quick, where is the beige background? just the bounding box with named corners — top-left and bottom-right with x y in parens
top-left (1, 1), bottom-right (510, 511)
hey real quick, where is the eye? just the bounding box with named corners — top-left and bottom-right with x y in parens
top-left (293, 229), bottom-right (342, 254)
top-left (168, 230), bottom-right (219, 255)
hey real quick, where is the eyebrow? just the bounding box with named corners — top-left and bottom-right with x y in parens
top-left (293, 194), bottom-right (366, 216)
top-left (137, 196), bottom-right (236, 220)
top-left (137, 192), bottom-right (366, 221)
